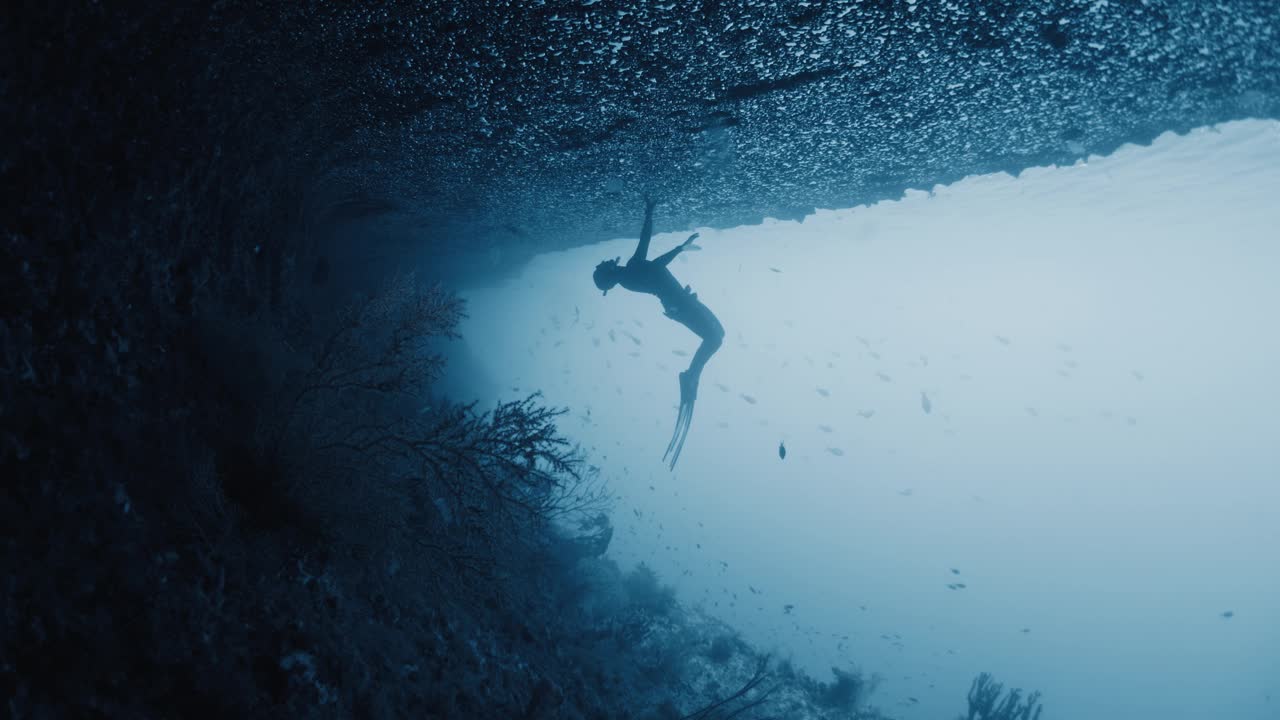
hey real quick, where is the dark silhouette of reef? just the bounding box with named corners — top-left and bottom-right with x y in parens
top-left (1, 4), bottom-right (1052, 719)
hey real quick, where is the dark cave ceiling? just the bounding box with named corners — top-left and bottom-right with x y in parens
top-left (320, 0), bottom-right (1279, 274)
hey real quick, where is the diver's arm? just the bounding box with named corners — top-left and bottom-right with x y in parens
top-left (654, 233), bottom-right (699, 267)
top-left (631, 197), bottom-right (657, 263)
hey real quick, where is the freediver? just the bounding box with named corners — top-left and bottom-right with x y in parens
top-left (593, 197), bottom-right (724, 469)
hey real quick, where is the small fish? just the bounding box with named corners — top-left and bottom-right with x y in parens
top-left (1221, 610), bottom-right (1235, 619)
top-left (769, 267), bottom-right (783, 273)
top-left (869, 351), bottom-right (882, 360)
top-left (816, 387), bottom-right (830, 397)
top-left (818, 424), bottom-right (833, 433)
top-left (1025, 407), bottom-right (1039, 418)
top-left (921, 391), bottom-right (932, 414)
top-left (778, 441), bottom-right (787, 460)
top-left (950, 568), bottom-right (960, 575)
top-left (714, 382), bottom-right (731, 392)
top-left (858, 409), bottom-right (876, 419)
top-left (1057, 342), bottom-right (1072, 352)
top-left (876, 372), bottom-right (892, 383)
top-left (826, 447), bottom-right (845, 457)
top-left (994, 334), bottom-right (1011, 345)
top-left (671, 349), bottom-right (688, 357)
top-left (898, 488), bottom-right (913, 496)
top-left (740, 394), bottom-right (757, 404)
top-left (608, 329), bottom-right (617, 343)
top-left (783, 604), bottom-right (795, 614)
top-left (1020, 628), bottom-right (1032, 633)
top-left (1132, 370), bottom-right (1144, 381)
top-left (623, 331), bottom-right (642, 346)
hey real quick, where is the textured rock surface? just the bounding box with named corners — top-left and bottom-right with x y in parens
top-left (317, 0), bottom-right (1279, 272)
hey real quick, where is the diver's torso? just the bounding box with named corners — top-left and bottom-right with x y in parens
top-left (619, 261), bottom-right (684, 303)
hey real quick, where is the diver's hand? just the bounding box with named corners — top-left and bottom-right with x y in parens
top-left (682, 232), bottom-right (699, 248)
top-left (643, 194), bottom-right (659, 210)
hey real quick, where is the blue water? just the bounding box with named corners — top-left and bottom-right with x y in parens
top-left (456, 120), bottom-right (1280, 719)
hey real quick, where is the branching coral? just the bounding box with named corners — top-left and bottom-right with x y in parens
top-left (966, 672), bottom-right (1043, 720)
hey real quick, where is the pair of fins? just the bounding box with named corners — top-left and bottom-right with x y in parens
top-left (663, 371), bottom-right (698, 470)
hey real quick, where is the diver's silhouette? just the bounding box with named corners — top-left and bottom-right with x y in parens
top-left (594, 197), bottom-right (724, 470)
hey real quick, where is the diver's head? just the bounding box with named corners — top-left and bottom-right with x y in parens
top-left (594, 257), bottom-right (622, 295)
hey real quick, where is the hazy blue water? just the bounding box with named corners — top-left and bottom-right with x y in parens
top-left (455, 120), bottom-right (1280, 719)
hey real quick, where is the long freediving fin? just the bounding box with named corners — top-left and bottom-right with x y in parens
top-left (663, 371), bottom-right (699, 470)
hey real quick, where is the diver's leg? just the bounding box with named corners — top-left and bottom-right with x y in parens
top-left (664, 296), bottom-right (725, 470)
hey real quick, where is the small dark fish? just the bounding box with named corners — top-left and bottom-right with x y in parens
top-left (1020, 628), bottom-right (1032, 633)
top-left (778, 441), bottom-right (787, 460)
top-left (826, 447), bottom-right (844, 457)
top-left (950, 568), bottom-right (960, 575)
top-left (816, 387), bottom-right (830, 397)
top-left (907, 698), bottom-right (919, 704)
top-left (672, 349), bottom-right (688, 357)
top-left (818, 424), bottom-right (833, 433)
top-left (994, 334), bottom-right (1011, 345)
top-left (921, 391), bottom-right (932, 414)
top-left (1132, 370), bottom-right (1144, 381)
top-left (1126, 416), bottom-right (1138, 426)
top-left (623, 331), bottom-right (642, 346)
top-left (858, 409), bottom-right (876, 419)
top-left (876, 372), bottom-right (892, 383)
top-left (769, 267), bottom-right (783, 273)
top-left (715, 382), bottom-right (731, 392)
top-left (1025, 407), bottom-right (1039, 418)
top-left (1057, 342), bottom-right (1072, 352)
top-left (608, 329), bottom-right (617, 343)
top-left (899, 488), bottom-right (913, 496)
top-left (783, 604), bottom-right (794, 614)
top-left (740, 394), bottom-right (757, 404)
top-left (1221, 610), bottom-right (1235, 619)
top-left (869, 351), bottom-right (881, 360)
